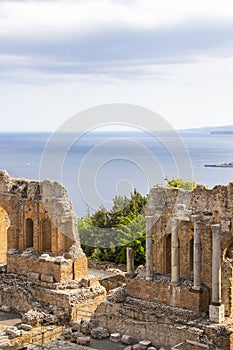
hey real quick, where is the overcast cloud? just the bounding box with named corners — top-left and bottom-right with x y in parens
top-left (0, 0), bottom-right (233, 130)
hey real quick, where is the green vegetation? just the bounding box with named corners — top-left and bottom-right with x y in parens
top-left (164, 176), bottom-right (196, 190)
top-left (78, 178), bottom-right (196, 265)
top-left (78, 189), bottom-right (147, 265)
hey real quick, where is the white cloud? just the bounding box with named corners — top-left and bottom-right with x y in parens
top-left (1, 0), bottom-right (233, 39)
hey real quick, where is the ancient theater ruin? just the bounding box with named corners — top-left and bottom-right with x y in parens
top-left (93, 183), bottom-right (233, 350)
top-left (0, 170), bottom-right (106, 344)
top-left (0, 170), bottom-right (87, 281)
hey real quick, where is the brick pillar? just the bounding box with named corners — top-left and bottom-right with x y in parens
top-left (209, 224), bottom-right (225, 322)
top-left (145, 215), bottom-right (154, 281)
top-left (33, 201), bottom-right (39, 252)
top-left (191, 215), bottom-right (201, 290)
top-left (171, 217), bottom-right (179, 286)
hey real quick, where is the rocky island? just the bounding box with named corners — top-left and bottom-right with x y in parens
top-left (204, 161), bottom-right (233, 167)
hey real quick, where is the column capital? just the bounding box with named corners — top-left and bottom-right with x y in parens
top-left (191, 214), bottom-right (200, 223)
top-left (211, 224), bottom-right (221, 235)
top-left (171, 216), bottom-right (179, 225)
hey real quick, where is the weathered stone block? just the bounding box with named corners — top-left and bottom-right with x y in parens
top-left (91, 327), bottom-right (109, 339)
top-left (139, 340), bottom-right (152, 349)
top-left (121, 334), bottom-right (133, 345)
top-left (18, 323), bottom-right (33, 331)
top-left (1, 305), bottom-right (11, 312)
top-left (110, 332), bottom-right (121, 342)
top-left (76, 336), bottom-right (91, 345)
top-left (28, 272), bottom-right (40, 280)
top-left (132, 345), bottom-right (141, 350)
top-left (209, 304), bottom-right (225, 323)
top-left (41, 274), bottom-right (54, 283)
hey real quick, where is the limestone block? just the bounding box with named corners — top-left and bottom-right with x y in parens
top-left (209, 304), bottom-right (225, 323)
top-left (18, 323), bottom-right (32, 331)
top-left (54, 256), bottom-right (68, 264)
top-left (39, 253), bottom-right (51, 261)
top-left (81, 276), bottom-right (99, 287)
top-left (41, 274), bottom-right (54, 283)
top-left (148, 348), bottom-right (157, 350)
top-left (133, 345), bottom-right (141, 350)
top-left (124, 347), bottom-right (133, 350)
top-left (110, 332), bottom-right (121, 342)
top-left (76, 336), bottom-right (91, 345)
top-left (139, 340), bottom-right (152, 349)
top-left (7, 249), bottom-right (17, 255)
top-left (1, 305), bottom-right (11, 312)
top-left (28, 272), bottom-right (40, 280)
top-left (9, 330), bottom-right (21, 338)
top-left (91, 326), bottom-right (109, 339)
top-left (5, 327), bottom-right (21, 338)
top-left (5, 326), bottom-right (18, 335)
top-left (121, 334), bottom-right (133, 345)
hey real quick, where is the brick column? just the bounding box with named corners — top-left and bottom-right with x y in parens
top-left (191, 215), bottom-right (201, 290)
top-left (145, 216), bottom-right (154, 281)
top-left (171, 217), bottom-right (179, 285)
top-left (33, 201), bottom-right (39, 252)
top-left (209, 224), bottom-right (225, 323)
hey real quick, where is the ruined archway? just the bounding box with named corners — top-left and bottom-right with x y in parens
top-left (165, 234), bottom-right (171, 274)
top-left (0, 170), bottom-right (87, 283)
top-left (26, 218), bottom-right (33, 248)
top-left (189, 237), bottom-right (194, 279)
top-left (41, 219), bottom-right (52, 252)
top-left (0, 205), bottom-right (10, 264)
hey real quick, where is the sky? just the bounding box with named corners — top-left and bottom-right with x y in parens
top-left (1, 0), bottom-right (233, 132)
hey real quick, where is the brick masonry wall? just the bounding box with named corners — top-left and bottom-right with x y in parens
top-left (93, 300), bottom-right (231, 350)
top-left (125, 277), bottom-right (210, 313)
top-left (7, 254), bottom-right (88, 283)
top-left (0, 206), bottom-right (8, 263)
top-left (146, 183), bottom-right (233, 316)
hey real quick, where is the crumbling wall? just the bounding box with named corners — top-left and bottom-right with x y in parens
top-left (125, 276), bottom-right (209, 313)
top-left (145, 183), bottom-right (233, 317)
top-left (0, 170), bottom-right (88, 283)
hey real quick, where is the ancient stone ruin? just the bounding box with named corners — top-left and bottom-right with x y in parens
top-left (0, 169), bottom-right (87, 282)
top-left (2, 170), bottom-right (233, 349)
top-left (0, 170), bottom-right (106, 348)
top-left (93, 183), bottom-right (233, 350)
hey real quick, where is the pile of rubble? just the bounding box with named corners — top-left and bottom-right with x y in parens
top-left (56, 320), bottom-right (165, 350)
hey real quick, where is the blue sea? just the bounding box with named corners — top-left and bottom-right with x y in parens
top-left (0, 129), bottom-right (233, 217)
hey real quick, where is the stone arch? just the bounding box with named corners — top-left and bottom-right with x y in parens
top-left (41, 219), bottom-right (52, 252)
top-left (25, 218), bottom-right (33, 249)
top-left (0, 205), bottom-right (10, 263)
top-left (165, 234), bottom-right (171, 274)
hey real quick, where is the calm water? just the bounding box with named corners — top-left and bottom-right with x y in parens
top-left (0, 130), bottom-right (233, 216)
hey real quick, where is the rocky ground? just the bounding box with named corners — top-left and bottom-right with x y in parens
top-left (34, 341), bottom-right (98, 350)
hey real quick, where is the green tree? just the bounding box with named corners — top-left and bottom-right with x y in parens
top-left (164, 176), bottom-right (196, 190)
top-left (78, 190), bottom-right (147, 264)
top-left (116, 214), bottom-right (146, 265)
